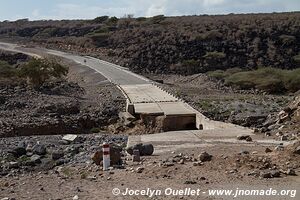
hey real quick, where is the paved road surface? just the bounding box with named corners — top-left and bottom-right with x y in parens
top-left (127, 129), bottom-right (291, 154)
top-left (46, 49), bottom-right (150, 85)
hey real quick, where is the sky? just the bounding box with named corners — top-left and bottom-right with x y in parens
top-left (0, 0), bottom-right (299, 21)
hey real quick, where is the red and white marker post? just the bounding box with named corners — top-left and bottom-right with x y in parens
top-left (102, 143), bottom-right (110, 171)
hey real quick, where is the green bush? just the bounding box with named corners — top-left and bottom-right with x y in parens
top-left (93, 16), bottom-right (109, 24)
top-left (283, 68), bottom-right (300, 92)
top-left (293, 54), bottom-right (300, 65)
top-left (203, 51), bottom-right (226, 59)
top-left (150, 15), bottom-right (166, 24)
top-left (19, 58), bottom-right (68, 87)
top-left (207, 70), bottom-right (226, 79)
top-left (136, 17), bottom-right (147, 22)
top-left (106, 17), bottom-right (119, 25)
top-left (0, 61), bottom-right (17, 77)
top-left (90, 127), bottom-right (101, 133)
top-left (225, 67), bottom-right (243, 74)
top-left (224, 67), bottom-right (300, 93)
top-left (279, 35), bottom-right (296, 45)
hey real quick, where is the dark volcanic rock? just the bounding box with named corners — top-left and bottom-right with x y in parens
top-left (52, 150), bottom-right (64, 160)
top-left (91, 144), bottom-right (122, 165)
top-left (10, 147), bottom-right (27, 157)
top-left (126, 143), bottom-right (154, 156)
top-left (30, 155), bottom-right (42, 164)
top-left (33, 144), bottom-right (47, 155)
top-left (198, 152), bottom-right (212, 162)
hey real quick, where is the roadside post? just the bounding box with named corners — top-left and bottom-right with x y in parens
top-left (103, 143), bottom-right (110, 171)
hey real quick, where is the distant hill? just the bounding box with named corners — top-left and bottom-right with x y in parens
top-left (1, 12), bottom-right (300, 75)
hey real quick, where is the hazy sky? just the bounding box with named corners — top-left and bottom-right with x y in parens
top-left (0, 0), bottom-right (299, 21)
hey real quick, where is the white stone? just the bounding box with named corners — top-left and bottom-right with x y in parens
top-left (63, 134), bottom-right (78, 142)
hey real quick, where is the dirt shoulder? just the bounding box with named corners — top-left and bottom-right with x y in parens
top-left (0, 139), bottom-right (299, 200)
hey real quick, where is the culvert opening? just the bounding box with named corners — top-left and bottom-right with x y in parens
top-left (135, 113), bottom-right (197, 132)
top-left (162, 115), bottom-right (197, 131)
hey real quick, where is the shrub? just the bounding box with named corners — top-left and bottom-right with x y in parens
top-left (207, 70), bottom-right (225, 79)
top-left (136, 17), bottom-right (147, 22)
top-left (226, 67), bottom-right (243, 74)
top-left (107, 17), bottom-right (119, 25)
top-left (197, 30), bottom-right (222, 40)
top-left (90, 127), bottom-right (101, 133)
top-left (93, 16), bottom-right (109, 24)
top-left (283, 68), bottom-right (300, 92)
top-left (150, 15), bottom-right (166, 24)
top-left (293, 54), bottom-right (300, 65)
top-left (225, 72), bottom-right (257, 90)
top-left (19, 58), bottom-right (68, 87)
top-left (207, 68), bottom-right (243, 79)
top-left (279, 35), bottom-right (296, 45)
top-left (0, 61), bottom-right (17, 77)
top-left (203, 51), bottom-right (226, 59)
top-left (224, 67), bottom-right (300, 93)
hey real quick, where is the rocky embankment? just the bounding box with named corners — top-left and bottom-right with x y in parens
top-left (0, 81), bottom-right (119, 137)
top-left (0, 51), bottom-right (126, 137)
top-left (261, 94), bottom-right (300, 139)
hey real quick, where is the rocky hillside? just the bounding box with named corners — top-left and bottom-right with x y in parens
top-left (1, 12), bottom-right (300, 74)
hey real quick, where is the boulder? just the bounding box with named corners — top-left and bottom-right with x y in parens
top-left (132, 149), bottom-right (140, 162)
top-left (143, 144), bottom-right (154, 155)
top-left (52, 151), bottom-right (64, 160)
top-left (62, 134), bottom-right (78, 143)
top-left (33, 144), bottom-right (47, 155)
top-left (260, 170), bottom-right (280, 178)
top-left (8, 162), bottom-right (19, 169)
top-left (136, 167), bottom-right (144, 173)
top-left (9, 147), bottom-right (26, 157)
top-left (91, 151), bottom-right (102, 165)
top-left (286, 169), bottom-right (296, 176)
top-left (126, 143), bottom-right (154, 156)
top-left (91, 144), bottom-right (122, 166)
top-left (237, 135), bottom-right (252, 142)
top-left (260, 171), bottom-right (271, 178)
top-left (239, 150), bottom-right (249, 155)
top-left (280, 135), bottom-right (288, 141)
top-left (270, 170), bottom-right (281, 178)
top-left (265, 148), bottom-right (272, 153)
top-left (198, 152), bottom-right (212, 162)
top-left (293, 146), bottom-right (300, 154)
top-left (30, 155), bottom-right (41, 164)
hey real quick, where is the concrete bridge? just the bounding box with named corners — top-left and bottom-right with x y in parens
top-left (0, 41), bottom-right (251, 134)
